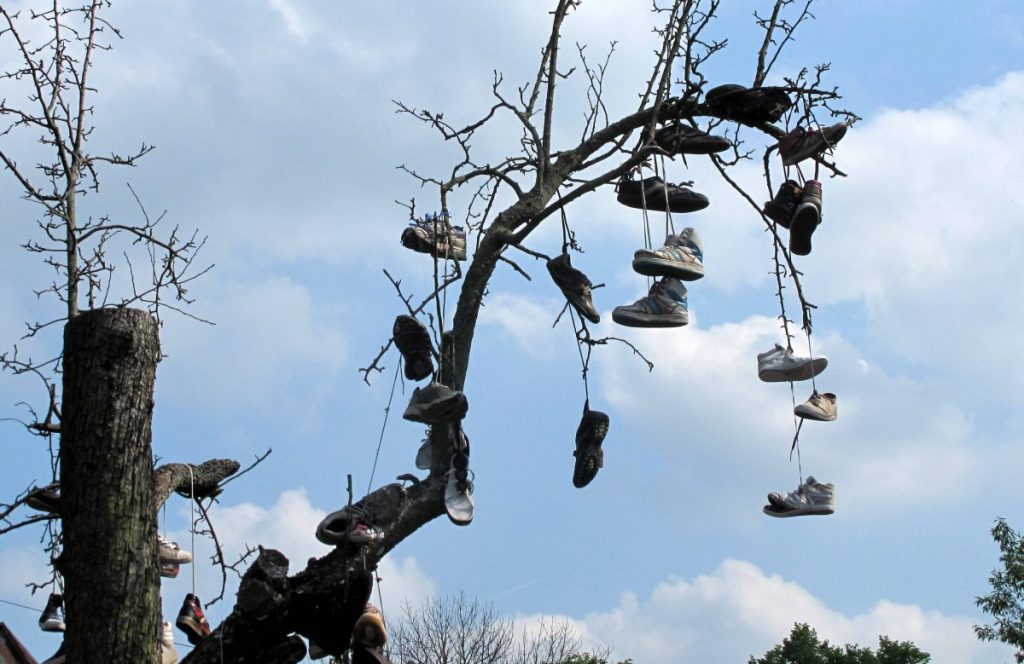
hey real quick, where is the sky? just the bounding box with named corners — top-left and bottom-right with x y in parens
top-left (1, 1), bottom-right (1024, 662)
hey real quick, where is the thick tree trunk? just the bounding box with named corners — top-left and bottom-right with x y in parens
top-left (60, 308), bottom-right (161, 664)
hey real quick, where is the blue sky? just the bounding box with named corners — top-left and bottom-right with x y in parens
top-left (2, 1), bottom-right (1024, 662)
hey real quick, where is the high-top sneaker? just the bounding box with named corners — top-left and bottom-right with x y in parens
top-left (612, 277), bottom-right (688, 328)
top-left (573, 404), bottom-right (610, 488)
top-left (790, 180), bottom-right (822, 256)
top-left (176, 593), bottom-right (211, 645)
top-left (39, 593), bottom-right (65, 632)
top-left (632, 227), bottom-right (704, 281)
top-left (763, 180), bottom-right (802, 228)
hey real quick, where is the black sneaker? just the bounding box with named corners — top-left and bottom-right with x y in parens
top-left (763, 180), bottom-right (802, 228)
top-left (393, 315), bottom-right (434, 382)
top-left (616, 177), bottom-right (709, 213)
top-left (778, 122), bottom-right (848, 166)
top-left (704, 84), bottom-right (792, 125)
top-left (573, 404), bottom-right (609, 488)
top-left (401, 216), bottom-right (467, 261)
top-left (26, 484), bottom-right (61, 514)
top-left (790, 180), bottom-right (822, 256)
top-left (39, 593), bottom-right (65, 632)
top-left (402, 381), bottom-right (468, 425)
top-left (546, 253), bottom-right (600, 324)
top-left (652, 121), bottom-right (731, 155)
top-left (176, 593), bottom-right (211, 645)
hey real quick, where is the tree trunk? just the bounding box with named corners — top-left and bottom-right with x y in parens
top-left (60, 308), bottom-right (161, 663)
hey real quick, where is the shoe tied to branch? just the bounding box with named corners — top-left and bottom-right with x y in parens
top-left (400, 216), bottom-right (468, 261)
top-left (38, 592), bottom-right (65, 632)
top-left (352, 603), bottom-right (388, 649)
top-left (764, 476), bottom-right (835, 517)
top-left (612, 277), bottom-right (688, 328)
top-left (157, 535), bottom-right (193, 564)
top-left (402, 381), bottom-right (469, 425)
top-left (763, 180), bottom-right (802, 228)
top-left (704, 84), bottom-right (792, 125)
top-left (573, 403), bottom-right (609, 488)
top-left (652, 121), bottom-right (731, 155)
top-left (794, 391), bottom-right (837, 421)
top-left (348, 521), bottom-right (384, 544)
top-left (159, 621), bottom-right (178, 664)
top-left (616, 176), bottom-right (710, 213)
top-left (176, 593), bottom-right (212, 645)
top-left (789, 180), bottom-right (822, 256)
top-left (778, 121), bottom-right (849, 167)
top-left (393, 315), bottom-right (434, 382)
top-left (26, 484), bottom-right (61, 514)
top-left (160, 560), bottom-right (180, 578)
top-left (632, 227), bottom-right (704, 281)
top-left (40, 643), bottom-right (65, 664)
top-left (445, 444), bottom-right (474, 526)
top-left (546, 253), bottom-right (600, 324)
top-left (756, 343), bottom-right (827, 382)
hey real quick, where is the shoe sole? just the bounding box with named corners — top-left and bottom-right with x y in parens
top-left (631, 257), bottom-right (704, 281)
top-left (612, 309), bottom-right (688, 328)
top-left (158, 551), bottom-right (193, 564)
top-left (763, 504), bottom-right (834, 517)
top-left (789, 203), bottom-right (819, 256)
top-left (616, 193), bottom-right (710, 214)
top-left (40, 619), bottom-right (66, 632)
top-left (758, 358), bottom-right (828, 382)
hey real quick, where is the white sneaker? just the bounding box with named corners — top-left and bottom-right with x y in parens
top-left (157, 535), bottom-right (193, 564)
top-left (764, 476), bottom-right (834, 517)
top-left (757, 344), bottom-right (827, 382)
top-left (795, 391), bottom-right (837, 421)
top-left (159, 621), bottom-right (178, 664)
top-left (445, 448), bottom-right (474, 526)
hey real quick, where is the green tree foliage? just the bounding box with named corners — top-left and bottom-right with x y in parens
top-left (749, 623), bottom-right (929, 664)
top-left (976, 518), bottom-right (1024, 662)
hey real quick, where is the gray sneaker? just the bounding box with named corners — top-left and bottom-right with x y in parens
top-left (757, 344), bottom-right (827, 382)
top-left (402, 381), bottom-right (468, 425)
top-left (632, 227), bottom-right (704, 281)
top-left (612, 277), bottom-right (688, 328)
top-left (764, 476), bottom-right (835, 517)
top-left (794, 391), bottom-right (837, 421)
top-left (778, 122), bottom-right (849, 167)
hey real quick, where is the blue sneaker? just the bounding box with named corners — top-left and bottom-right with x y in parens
top-left (612, 277), bottom-right (688, 328)
top-left (632, 227), bottom-right (704, 281)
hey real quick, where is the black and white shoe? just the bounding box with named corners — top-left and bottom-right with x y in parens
top-left (39, 593), bottom-right (65, 632)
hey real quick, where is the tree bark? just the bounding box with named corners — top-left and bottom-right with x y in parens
top-left (60, 307), bottom-right (161, 664)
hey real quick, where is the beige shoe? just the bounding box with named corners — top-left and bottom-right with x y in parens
top-left (352, 604), bottom-right (387, 648)
top-left (794, 391), bottom-right (837, 421)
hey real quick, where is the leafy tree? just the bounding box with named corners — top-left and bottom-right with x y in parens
top-left (749, 623), bottom-right (929, 664)
top-left (976, 518), bottom-right (1024, 662)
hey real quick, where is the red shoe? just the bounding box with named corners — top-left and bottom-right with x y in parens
top-left (176, 593), bottom-right (211, 645)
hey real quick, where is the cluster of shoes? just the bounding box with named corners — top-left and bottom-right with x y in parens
top-left (756, 344), bottom-right (837, 517)
top-left (392, 314), bottom-right (474, 526)
top-left (400, 210), bottom-right (467, 262)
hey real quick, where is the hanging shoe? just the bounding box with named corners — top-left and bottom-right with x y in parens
top-left (40, 643), bottom-right (65, 664)
top-left (704, 84), bottom-right (792, 124)
top-left (546, 253), bottom-right (600, 324)
top-left (400, 215), bottom-right (467, 261)
top-left (316, 505), bottom-right (357, 545)
top-left (176, 593), bottom-right (212, 645)
top-left (612, 277), bottom-right (688, 328)
top-left (573, 404), bottom-right (609, 488)
top-left (352, 603), bottom-right (388, 649)
top-left (445, 443), bottom-right (474, 526)
top-left (795, 391), bottom-right (837, 421)
top-left (631, 227), bottom-right (704, 281)
top-left (393, 315), bottom-right (434, 382)
top-left (763, 180), bottom-right (802, 228)
top-left (157, 535), bottom-right (193, 564)
top-left (764, 476), bottom-right (835, 517)
top-left (26, 484), bottom-right (61, 514)
top-left (778, 122), bottom-right (849, 167)
top-left (160, 560), bottom-right (180, 578)
top-left (402, 381), bottom-right (469, 425)
top-left (789, 180), bottom-right (822, 256)
top-left (159, 620), bottom-right (179, 664)
top-left (652, 121), bottom-right (731, 155)
top-left (757, 344), bottom-right (827, 382)
top-left (616, 176), bottom-right (709, 213)
top-left (38, 593), bottom-right (65, 632)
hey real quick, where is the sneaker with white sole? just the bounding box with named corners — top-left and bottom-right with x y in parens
top-left (612, 277), bottom-right (688, 328)
top-left (445, 443), bottom-right (474, 526)
top-left (631, 227), bottom-right (704, 281)
top-left (764, 476), bottom-right (835, 517)
top-left (39, 593), bottom-right (65, 632)
top-left (160, 620), bottom-right (178, 664)
top-left (757, 344), bottom-right (827, 382)
top-left (157, 535), bottom-right (193, 564)
top-left (795, 391), bottom-right (837, 421)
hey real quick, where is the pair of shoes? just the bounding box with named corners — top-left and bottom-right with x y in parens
top-left (649, 121), bottom-right (731, 156)
top-left (614, 228), bottom-right (704, 328)
top-left (572, 403), bottom-right (610, 488)
top-left (160, 560), bottom-right (180, 578)
top-left (777, 122), bottom-right (849, 167)
top-left (393, 315), bottom-right (435, 381)
top-left (763, 179), bottom-right (822, 255)
top-left (612, 276), bottom-right (689, 328)
top-left (403, 381), bottom-right (468, 425)
top-left (547, 253), bottom-right (600, 324)
top-left (445, 435), bottom-right (474, 526)
top-left (764, 476), bottom-right (835, 517)
top-left (352, 603), bottom-right (387, 648)
top-left (401, 214), bottom-right (467, 261)
top-left (26, 484), bottom-right (61, 514)
top-left (757, 344), bottom-right (828, 382)
top-left (157, 535), bottom-right (193, 564)
top-left (160, 621), bottom-right (178, 664)
top-left (704, 84), bottom-right (792, 125)
top-left (176, 593), bottom-right (211, 645)
top-left (795, 390), bottom-right (837, 421)
top-left (617, 176), bottom-right (709, 213)
top-left (39, 593), bottom-right (65, 632)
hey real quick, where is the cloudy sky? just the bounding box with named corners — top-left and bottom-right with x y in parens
top-left (2, 1), bottom-right (1024, 662)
